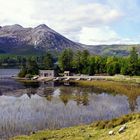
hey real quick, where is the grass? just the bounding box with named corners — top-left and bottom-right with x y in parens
top-left (11, 113), bottom-right (140, 140)
top-left (74, 80), bottom-right (140, 102)
top-left (108, 75), bottom-right (140, 84)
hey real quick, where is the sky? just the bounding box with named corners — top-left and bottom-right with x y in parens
top-left (0, 0), bottom-right (140, 45)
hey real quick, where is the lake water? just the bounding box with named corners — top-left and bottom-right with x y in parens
top-left (0, 69), bottom-right (139, 139)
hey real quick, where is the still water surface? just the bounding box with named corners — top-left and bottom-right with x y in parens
top-left (0, 69), bottom-right (139, 139)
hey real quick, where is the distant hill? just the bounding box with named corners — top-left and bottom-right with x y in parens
top-left (0, 24), bottom-right (140, 56)
top-left (82, 44), bottom-right (140, 56)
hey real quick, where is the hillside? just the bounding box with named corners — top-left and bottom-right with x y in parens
top-left (83, 44), bottom-right (140, 56)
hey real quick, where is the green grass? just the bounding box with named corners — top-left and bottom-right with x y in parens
top-left (109, 75), bottom-right (140, 84)
top-left (11, 113), bottom-right (140, 140)
top-left (74, 80), bottom-right (140, 99)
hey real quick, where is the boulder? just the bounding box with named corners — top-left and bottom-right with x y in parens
top-left (119, 124), bottom-right (126, 133)
top-left (109, 130), bottom-right (114, 135)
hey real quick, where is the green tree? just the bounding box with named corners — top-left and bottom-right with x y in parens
top-left (18, 66), bottom-right (27, 77)
top-left (120, 58), bottom-right (129, 75)
top-left (81, 50), bottom-right (90, 74)
top-left (58, 49), bottom-right (74, 71)
top-left (27, 58), bottom-right (39, 75)
top-left (128, 47), bottom-right (139, 76)
top-left (43, 52), bottom-right (54, 70)
top-left (106, 57), bottom-right (120, 76)
top-left (88, 56), bottom-right (96, 75)
top-left (73, 50), bottom-right (82, 73)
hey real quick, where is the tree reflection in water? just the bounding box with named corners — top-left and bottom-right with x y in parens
top-left (0, 79), bottom-right (140, 139)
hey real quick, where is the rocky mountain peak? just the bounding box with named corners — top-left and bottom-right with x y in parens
top-left (34, 24), bottom-right (51, 31)
top-left (0, 24), bottom-right (82, 54)
top-left (1, 24), bottom-right (23, 31)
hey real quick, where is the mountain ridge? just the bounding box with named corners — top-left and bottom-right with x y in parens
top-left (0, 24), bottom-right (82, 55)
top-left (0, 24), bottom-right (140, 56)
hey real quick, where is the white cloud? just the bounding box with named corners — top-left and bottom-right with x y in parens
top-left (0, 0), bottom-right (139, 45)
top-left (0, 0), bottom-right (35, 26)
top-left (79, 26), bottom-right (140, 45)
top-left (31, 1), bottom-right (123, 41)
top-left (0, 0), bottom-right (123, 42)
top-left (79, 26), bottom-right (119, 45)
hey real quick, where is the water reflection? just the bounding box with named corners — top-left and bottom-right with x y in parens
top-left (0, 78), bottom-right (139, 139)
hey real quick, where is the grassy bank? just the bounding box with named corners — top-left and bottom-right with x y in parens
top-left (11, 113), bottom-right (140, 140)
top-left (106, 75), bottom-right (140, 84)
top-left (74, 80), bottom-right (140, 100)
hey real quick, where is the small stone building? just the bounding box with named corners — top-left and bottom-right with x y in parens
top-left (64, 71), bottom-right (70, 76)
top-left (40, 70), bottom-right (55, 78)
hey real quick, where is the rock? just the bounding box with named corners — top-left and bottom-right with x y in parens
top-left (30, 131), bottom-right (36, 135)
top-left (88, 134), bottom-right (92, 138)
top-left (109, 130), bottom-right (114, 135)
top-left (118, 124), bottom-right (126, 133)
top-left (41, 138), bottom-right (47, 140)
top-left (80, 128), bottom-right (86, 132)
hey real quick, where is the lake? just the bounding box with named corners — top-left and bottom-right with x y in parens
top-left (0, 69), bottom-right (139, 139)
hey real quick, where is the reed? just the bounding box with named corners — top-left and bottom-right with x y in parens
top-left (74, 80), bottom-right (140, 100)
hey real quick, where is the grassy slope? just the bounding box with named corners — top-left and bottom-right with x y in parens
top-left (11, 114), bottom-right (140, 140)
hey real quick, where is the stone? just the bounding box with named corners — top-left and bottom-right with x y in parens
top-left (118, 124), bottom-right (126, 133)
top-left (109, 130), bottom-right (114, 135)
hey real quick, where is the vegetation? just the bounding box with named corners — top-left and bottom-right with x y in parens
top-left (18, 58), bottom-right (39, 78)
top-left (58, 48), bottom-right (74, 71)
top-left (11, 113), bottom-right (140, 140)
top-left (1, 47), bottom-right (140, 77)
top-left (75, 80), bottom-right (140, 96)
top-left (58, 47), bottom-right (140, 76)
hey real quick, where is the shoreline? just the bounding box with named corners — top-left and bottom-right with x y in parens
top-left (13, 75), bottom-right (140, 84)
top-left (11, 113), bottom-right (140, 140)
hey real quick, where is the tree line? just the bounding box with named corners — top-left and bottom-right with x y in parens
top-left (58, 47), bottom-right (140, 76)
top-left (0, 47), bottom-right (139, 77)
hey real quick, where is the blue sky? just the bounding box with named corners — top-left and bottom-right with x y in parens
top-left (0, 0), bottom-right (140, 45)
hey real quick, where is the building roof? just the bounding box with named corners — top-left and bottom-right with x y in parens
top-left (64, 71), bottom-right (70, 73)
top-left (40, 70), bottom-right (54, 72)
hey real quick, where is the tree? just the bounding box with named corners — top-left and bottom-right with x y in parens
top-left (26, 58), bottom-right (39, 76)
top-left (88, 56), bottom-right (96, 75)
top-left (58, 49), bottom-right (74, 71)
top-left (120, 58), bottom-right (129, 75)
top-left (106, 57), bottom-right (120, 76)
top-left (73, 50), bottom-right (82, 73)
top-left (18, 66), bottom-right (27, 77)
top-left (43, 52), bottom-right (54, 70)
top-left (95, 56), bottom-right (102, 74)
top-left (80, 50), bottom-right (90, 74)
top-left (128, 47), bottom-right (139, 76)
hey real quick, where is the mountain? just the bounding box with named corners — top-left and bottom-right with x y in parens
top-left (82, 44), bottom-right (140, 56)
top-left (0, 24), bottom-right (82, 55)
top-left (0, 24), bottom-right (140, 56)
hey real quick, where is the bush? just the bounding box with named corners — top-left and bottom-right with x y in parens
top-left (25, 74), bottom-right (33, 79)
top-left (18, 68), bottom-right (27, 77)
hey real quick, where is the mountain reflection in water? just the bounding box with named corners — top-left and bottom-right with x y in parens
top-left (0, 78), bottom-right (139, 139)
